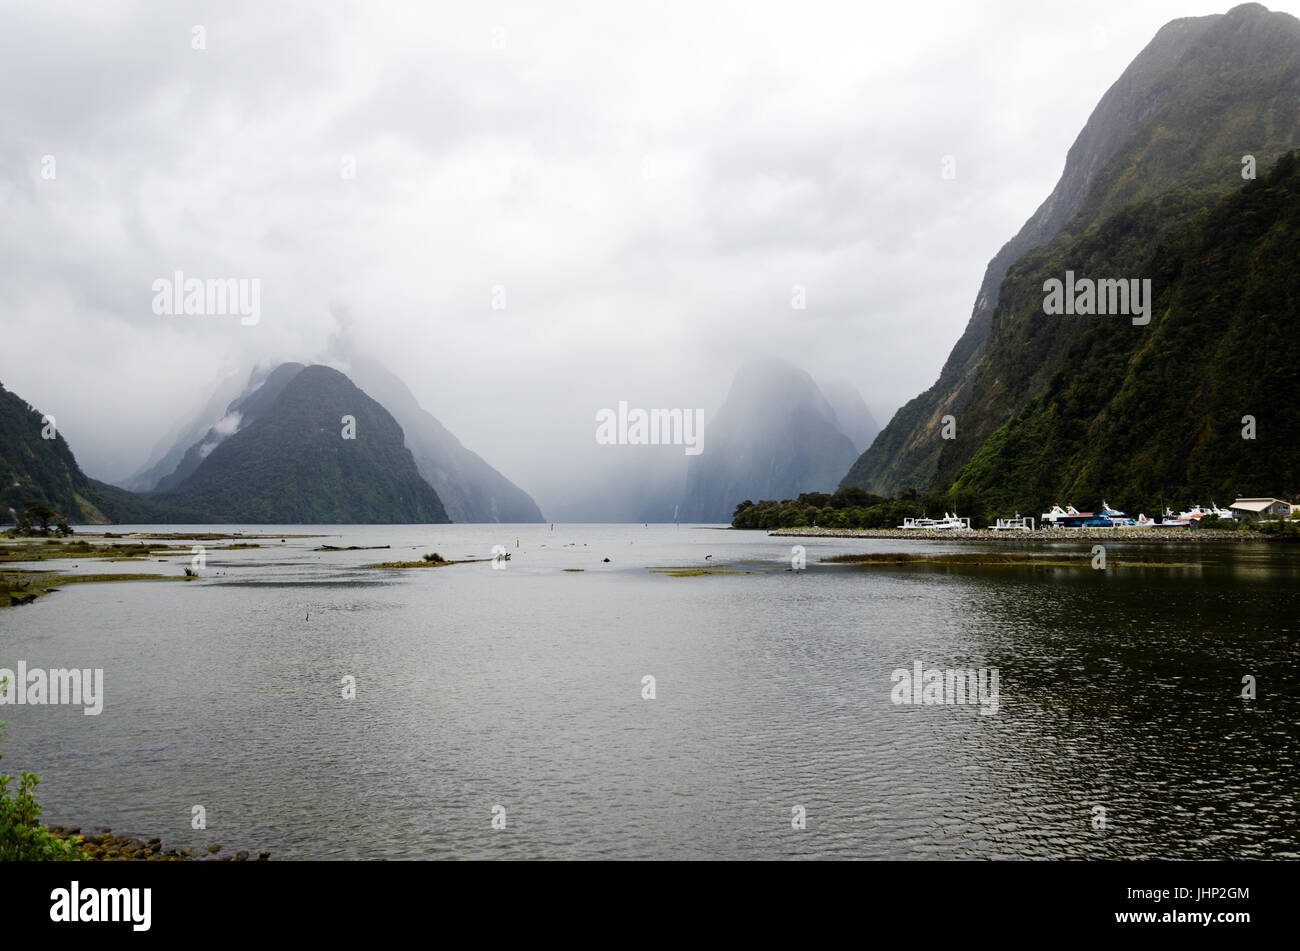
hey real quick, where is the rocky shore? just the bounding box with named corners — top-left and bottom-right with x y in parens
top-left (46, 825), bottom-right (270, 861)
top-left (768, 527), bottom-right (1274, 543)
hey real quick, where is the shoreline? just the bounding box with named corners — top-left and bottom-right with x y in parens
top-left (767, 527), bottom-right (1281, 543)
top-left (45, 825), bottom-right (270, 861)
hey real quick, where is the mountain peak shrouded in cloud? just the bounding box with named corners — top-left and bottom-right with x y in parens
top-left (126, 335), bottom-right (545, 522)
top-left (679, 357), bottom-right (861, 523)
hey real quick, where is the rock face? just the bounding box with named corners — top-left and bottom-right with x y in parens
top-left (843, 3), bottom-right (1300, 497)
top-left (678, 358), bottom-right (861, 523)
top-left (340, 355), bottom-right (544, 523)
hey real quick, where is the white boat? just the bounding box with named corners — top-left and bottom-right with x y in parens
top-left (898, 513), bottom-right (972, 530)
top-left (1159, 507), bottom-right (1192, 527)
top-left (1098, 501), bottom-right (1136, 527)
top-left (932, 513), bottom-right (973, 531)
top-left (993, 514), bottom-right (1035, 531)
top-left (1177, 502), bottom-right (1233, 521)
top-left (1041, 504), bottom-right (1090, 528)
top-left (1133, 513), bottom-right (1156, 528)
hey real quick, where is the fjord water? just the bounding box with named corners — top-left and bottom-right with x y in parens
top-left (3, 524), bottom-right (1298, 860)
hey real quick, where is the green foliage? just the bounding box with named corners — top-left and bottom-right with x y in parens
top-left (732, 486), bottom-right (991, 530)
top-left (22, 500), bottom-right (55, 535)
top-left (1256, 517), bottom-right (1300, 536)
top-left (0, 677), bottom-right (85, 861)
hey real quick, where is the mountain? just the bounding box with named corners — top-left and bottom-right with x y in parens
top-left (131, 355), bottom-right (543, 523)
top-left (819, 380), bottom-right (879, 453)
top-left (949, 148), bottom-right (1300, 513)
top-left (122, 368), bottom-right (252, 492)
top-left (0, 381), bottom-right (113, 523)
top-left (154, 363), bottom-right (307, 493)
top-left (844, 2), bottom-right (1300, 496)
top-left (144, 365), bottom-right (449, 523)
top-left (339, 356), bottom-right (544, 523)
top-left (678, 358), bottom-right (861, 523)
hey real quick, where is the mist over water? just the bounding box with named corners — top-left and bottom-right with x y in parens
top-left (5, 524), bottom-right (1297, 859)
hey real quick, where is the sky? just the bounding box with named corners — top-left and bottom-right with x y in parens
top-left (2, 0), bottom-right (1291, 517)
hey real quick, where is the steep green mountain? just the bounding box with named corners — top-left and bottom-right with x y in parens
top-left (132, 353), bottom-right (543, 524)
top-left (148, 365), bottom-right (449, 523)
top-left (949, 149), bottom-right (1300, 513)
top-left (844, 2), bottom-right (1300, 496)
top-left (0, 382), bottom-right (112, 523)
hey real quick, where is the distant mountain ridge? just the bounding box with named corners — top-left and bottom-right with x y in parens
top-left (679, 358), bottom-right (862, 522)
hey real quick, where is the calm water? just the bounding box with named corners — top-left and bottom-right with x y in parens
top-left (2, 524), bottom-right (1298, 859)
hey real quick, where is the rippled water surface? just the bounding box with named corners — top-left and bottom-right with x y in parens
top-left (3, 524), bottom-right (1298, 859)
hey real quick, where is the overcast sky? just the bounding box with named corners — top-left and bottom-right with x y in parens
top-left (2, 0), bottom-right (1289, 515)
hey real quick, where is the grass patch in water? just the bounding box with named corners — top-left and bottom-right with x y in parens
top-left (648, 564), bottom-right (758, 577)
top-left (368, 558), bottom-right (488, 569)
top-left (3, 570), bottom-right (193, 606)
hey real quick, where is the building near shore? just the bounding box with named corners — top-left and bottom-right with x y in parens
top-left (1229, 498), bottom-right (1295, 519)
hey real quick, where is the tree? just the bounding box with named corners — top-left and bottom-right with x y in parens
top-left (21, 501), bottom-right (54, 535)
